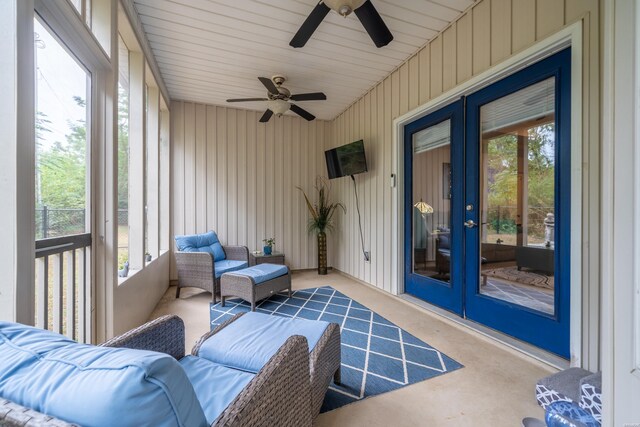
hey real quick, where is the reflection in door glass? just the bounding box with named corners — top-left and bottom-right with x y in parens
top-left (412, 119), bottom-right (452, 285)
top-left (479, 77), bottom-right (556, 315)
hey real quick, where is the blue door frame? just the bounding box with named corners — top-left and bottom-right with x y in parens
top-left (404, 99), bottom-right (465, 315)
top-left (403, 48), bottom-right (571, 358)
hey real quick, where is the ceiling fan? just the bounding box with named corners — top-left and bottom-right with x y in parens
top-left (290, 0), bottom-right (393, 48)
top-left (226, 76), bottom-right (326, 123)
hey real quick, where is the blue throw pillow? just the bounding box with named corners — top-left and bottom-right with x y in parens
top-left (545, 401), bottom-right (600, 427)
top-left (175, 231), bottom-right (226, 262)
top-left (0, 322), bottom-right (208, 427)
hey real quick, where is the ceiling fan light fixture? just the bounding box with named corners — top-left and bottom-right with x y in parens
top-left (323, 0), bottom-right (366, 17)
top-left (268, 99), bottom-right (290, 116)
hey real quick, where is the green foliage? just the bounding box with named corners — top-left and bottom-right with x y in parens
top-left (297, 177), bottom-right (346, 234)
top-left (262, 237), bottom-right (275, 247)
top-left (36, 103), bottom-right (86, 209)
top-left (486, 124), bottom-right (555, 235)
top-left (117, 83), bottom-right (130, 210)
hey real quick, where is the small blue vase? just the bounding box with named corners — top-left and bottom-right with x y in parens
top-left (263, 245), bottom-right (272, 255)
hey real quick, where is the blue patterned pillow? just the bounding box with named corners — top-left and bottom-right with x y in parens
top-left (175, 231), bottom-right (226, 261)
top-left (545, 401), bottom-right (600, 427)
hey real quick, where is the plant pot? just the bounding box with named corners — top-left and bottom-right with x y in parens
top-left (263, 245), bottom-right (272, 255)
top-left (317, 231), bottom-right (327, 275)
top-left (145, 254), bottom-right (152, 262)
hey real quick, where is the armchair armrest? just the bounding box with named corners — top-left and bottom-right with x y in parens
top-left (223, 245), bottom-right (249, 262)
top-left (100, 315), bottom-right (186, 360)
top-left (175, 251), bottom-right (216, 282)
top-left (212, 335), bottom-right (312, 427)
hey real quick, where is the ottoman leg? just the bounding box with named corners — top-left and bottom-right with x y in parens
top-left (221, 296), bottom-right (225, 307)
top-left (333, 368), bottom-right (341, 385)
top-left (175, 285), bottom-right (181, 299)
top-left (251, 301), bottom-right (256, 312)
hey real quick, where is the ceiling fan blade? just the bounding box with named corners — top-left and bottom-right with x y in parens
top-left (290, 92), bottom-right (327, 101)
top-left (354, 0), bottom-right (394, 48)
top-left (289, 1), bottom-right (331, 48)
top-left (258, 77), bottom-right (279, 95)
top-left (226, 98), bottom-right (268, 102)
top-left (259, 109), bottom-right (274, 123)
top-left (290, 104), bottom-right (316, 121)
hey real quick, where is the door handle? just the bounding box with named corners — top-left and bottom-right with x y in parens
top-left (464, 220), bottom-right (477, 228)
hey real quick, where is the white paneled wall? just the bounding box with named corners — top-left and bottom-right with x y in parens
top-left (330, 0), bottom-right (601, 369)
top-left (170, 102), bottom-right (333, 276)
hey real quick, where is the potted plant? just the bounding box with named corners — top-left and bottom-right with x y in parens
top-left (297, 176), bottom-right (345, 275)
top-left (263, 237), bottom-right (275, 255)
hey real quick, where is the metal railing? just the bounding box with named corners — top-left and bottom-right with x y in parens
top-left (35, 233), bottom-right (92, 343)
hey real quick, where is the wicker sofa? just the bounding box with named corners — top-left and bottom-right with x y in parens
top-left (197, 312), bottom-right (341, 418)
top-left (0, 315), bottom-right (312, 427)
top-left (175, 231), bottom-right (249, 302)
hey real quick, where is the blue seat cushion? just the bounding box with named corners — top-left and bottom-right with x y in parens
top-left (198, 312), bottom-right (329, 374)
top-left (227, 263), bottom-right (288, 284)
top-left (215, 260), bottom-right (249, 279)
top-left (179, 356), bottom-right (255, 425)
top-left (175, 231), bottom-right (226, 262)
top-left (0, 322), bottom-right (207, 427)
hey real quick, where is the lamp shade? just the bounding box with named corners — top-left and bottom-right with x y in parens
top-left (267, 99), bottom-right (290, 116)
top-left (414, 200), bottom-right (433, 214)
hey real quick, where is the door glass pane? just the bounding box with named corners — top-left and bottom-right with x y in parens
top-left (35, 19), bottom-right (89, 239)
top-left (479, 77), bottom-right (556, 315)
top-left (412, 119), bottom-right (452, 284)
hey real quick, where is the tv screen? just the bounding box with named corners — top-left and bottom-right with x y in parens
top-left (325, 140), bottom-right (368, 179)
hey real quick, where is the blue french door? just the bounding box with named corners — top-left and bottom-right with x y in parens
top-left (404, 48), bottom-right (571, 358)
top-left (404, 99), bottom-right (464, 315)
top-left (464, 48), bottom-right (571, 358)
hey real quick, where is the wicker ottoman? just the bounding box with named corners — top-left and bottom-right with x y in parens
top-left (220, 264), bottom-right (291, 311)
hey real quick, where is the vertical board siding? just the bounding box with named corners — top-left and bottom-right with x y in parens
top-left (511, 0), bottom-right (536, 53)
top-left (170, 102), bottom-right (331, 275)
top-left (329, 0), bottom-right (599, 370)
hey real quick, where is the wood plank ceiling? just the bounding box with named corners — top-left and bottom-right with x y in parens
top-left (132, 0), bottom-right (475, 120)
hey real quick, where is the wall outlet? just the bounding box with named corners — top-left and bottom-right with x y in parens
top-left (364, 251), bottom-right (370, 262)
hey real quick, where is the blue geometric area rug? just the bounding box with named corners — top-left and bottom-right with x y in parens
top-left (210, 286), bottom-right (463, 413)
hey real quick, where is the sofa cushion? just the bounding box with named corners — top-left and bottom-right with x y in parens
top-left (226, 263), bottom-right (288, 284)
top-left (179, 356), bottom-right (255, 425)
top-left (175, 231), bottom-right (226, 262)
top-left (0, 322), bottom-right (207, 427)
top-left (215, 260), bottom-right (249, 279)
top-left (198, 312), bottom-right (328, 374)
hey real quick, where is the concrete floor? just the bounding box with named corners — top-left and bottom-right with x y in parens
top-left (150, 270), bottom-right (554, 427)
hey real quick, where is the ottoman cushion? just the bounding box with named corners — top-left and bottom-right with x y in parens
top-left (179, 355), bottom-right (255, 425)
top-left (198, 312), bottom-right (328, 373)
top-left (229, 264), bottom-right (288, 284)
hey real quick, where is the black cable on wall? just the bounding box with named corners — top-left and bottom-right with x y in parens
top-left (351, 175), bottom-right (370, 261)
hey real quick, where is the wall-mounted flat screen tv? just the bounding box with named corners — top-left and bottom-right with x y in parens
top-left (325, 140), bottom-right (368, 179)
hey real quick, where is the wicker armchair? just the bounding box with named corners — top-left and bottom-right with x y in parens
top-left (0, 316), bottom-right (313, 427)
top-left (175, 243), bottom-right (249, 303)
